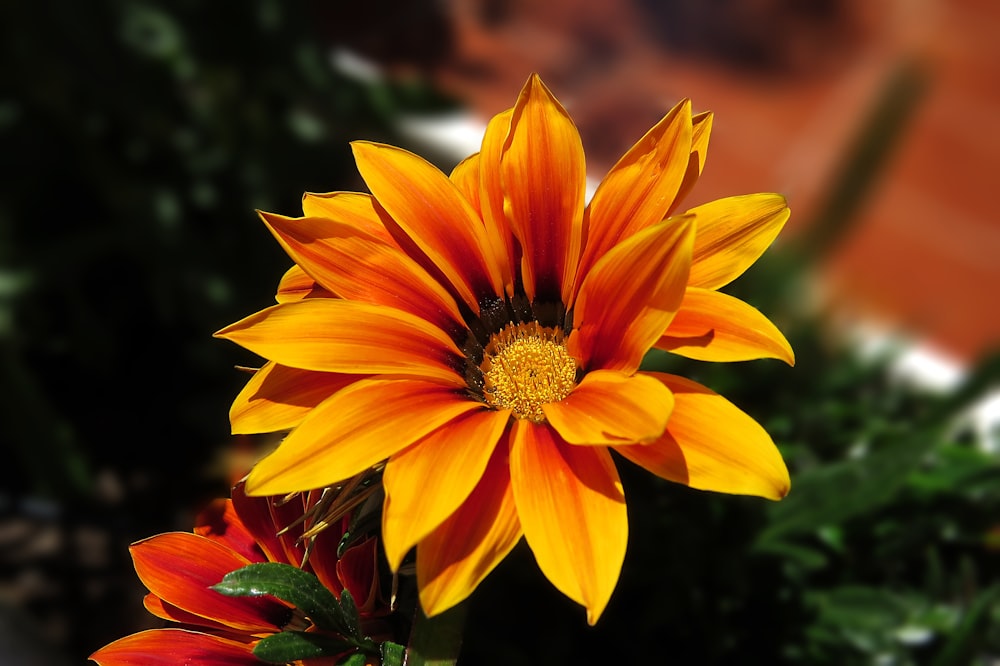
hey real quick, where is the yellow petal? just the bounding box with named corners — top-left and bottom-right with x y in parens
top-left (570, 216), bottom-right (694, 374)
top-left (351, 141), bottom-right (504, 312)
top-left (276, 264), bottom-right (329, 303)
top-left (230, 362), bottom-right (365, 434)
top-left (543, 370), bottom-right (673, 445)
top-left (261, 211), bottom-right (465, 334)
top-left (509, 421), bottom-right (626, 625)
top-left (300, 191), bottom-right (396, 245)
top-left (245, 379), bottom-right (480, 495)
top-left (669, 110), bottom-right (714, 216)
top-left (615, 373), bottom-right (790, 500)
top-left (214, 299), bottom-right (465, 386)
top-left (417, 448), bottom-right (522, 616)
top-left (382, 407), bottom-right (512, 571)
top-left (575, 99), bottom-right (692, 294)
top-left (686, 193), bottom-right (790, 290)
top-left (656, 287), bottom-right (794, 364)
top-left (501, 74), bottom-right (585, 304)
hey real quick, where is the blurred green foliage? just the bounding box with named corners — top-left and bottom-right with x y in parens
top-left (0, 0), bottom-right (453, 659)
top-left (1, 0), bottom-right (453, 500)
top-left (2, 1), bottom-right (998, 665)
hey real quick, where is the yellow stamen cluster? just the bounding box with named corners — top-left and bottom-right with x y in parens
top-left (481, 322), bottom-right (578, 422)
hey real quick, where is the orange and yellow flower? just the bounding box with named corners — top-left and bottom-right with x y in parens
top-left (216, 73), bottom-right (793, 624)
top-left (89, 482), bottom-right (385, 665)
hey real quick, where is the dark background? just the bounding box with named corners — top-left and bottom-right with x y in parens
top-left (2, 1), bottom-right (999, 664)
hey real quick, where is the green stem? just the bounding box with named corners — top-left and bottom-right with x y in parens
top-left (403, 602), bottom-right (468, 666)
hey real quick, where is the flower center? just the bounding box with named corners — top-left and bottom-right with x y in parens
top-left (480, 322), bottom-right (578, 422)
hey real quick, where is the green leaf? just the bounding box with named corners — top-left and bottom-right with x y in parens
top-left (755, 432), bottom-right (938, 546)
top-left (930, 585), bottom-right (1000, 666)
top-left (211, 562), bottom-right (346, 633)
top-left (339, 588), bottom-right (362, 639)
top-left (381, 641), bottom-right (406, 666)
top-left (338, 652), bottom-right (369, 666)
top-left (252, 631), bottom-right (358, 664)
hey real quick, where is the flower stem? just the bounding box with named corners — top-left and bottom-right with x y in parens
top-left (404, 602), bottom-right (468, 666)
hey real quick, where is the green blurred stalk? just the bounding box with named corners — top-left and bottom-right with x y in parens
top-left (404, 602), bottom-right (468, 666)
top-left (795, 57), bottom-right (929, 262)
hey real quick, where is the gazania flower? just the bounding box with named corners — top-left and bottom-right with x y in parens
top-left (89, 481), bottom-right (385, 665)
top-left (216, 73), bottom-right (792, 624)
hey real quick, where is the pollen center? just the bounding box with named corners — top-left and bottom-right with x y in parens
top-left (480, 322), bottom-right (578, 422)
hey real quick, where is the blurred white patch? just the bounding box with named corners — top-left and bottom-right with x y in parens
top-left (396, 113), bottom-right (486, 162)
top-left (850, 321), bottom-right (999, 452)
top-left (329, 47), bottom-right (383, 84)
top-left (889, 344), bottom-right (964, 393)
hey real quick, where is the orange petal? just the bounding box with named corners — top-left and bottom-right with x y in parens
top-left (244, 379), bottom-right (481, 495)
top-left (543, 370), bottom-right (673, 445)
top-left (501, 74), bottom-right (585, 304)
top-left (300, 191), bottom-right (396, 245)
top-left (449, 153), bottom-right (481, 214)
top-left (478, 108), bottom-right (517, 296)
top-left (230, 362), bottom-right (365, 435)
top-left (569, 216), bottom-right (694, 373)
top-left (615, 373), bottom-right (790, 500)
top-left (261, 211), bottom-right (465, 333)
top-left (509, 421), bottom-right (626, 625)
top-left (416, 445), bottom-right (522, 616)
top-left (214, 299), bottom-right (465, 386)
top-left (686, 193), bottom-right (790, 290)
top-left (130, 533), bottom-right (289, 632)
top-left (668, 110), bottom-right (714, 216)
top-left (656, 287), bottom-right (794, 364)
top-left (382, 407), bottom-right (512, 570)
top-left (575, 99), bottom-right (692, 294)
top-left (275, 264), bottom-right (330, 303)
top-left (351, 141), bottom-right (503, 312)
top-left (90, 628), bottom-right (257, 666)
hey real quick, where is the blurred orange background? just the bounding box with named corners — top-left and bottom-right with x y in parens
top-left (319, 0), bottom-right (1000, 370)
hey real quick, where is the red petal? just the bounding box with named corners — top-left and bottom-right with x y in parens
top-left (337, 536), bottom-right (382, 614)
top-left (130, 532), bottom-right (290, 632)
top-left (142, 594), bottom-right (234, 632)
top-left (230, 481), bottom-right (302, 568)
top-left (193, 498), bottom-right (262, 564)
top-left (90, 628), bottom-right (257, 665)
